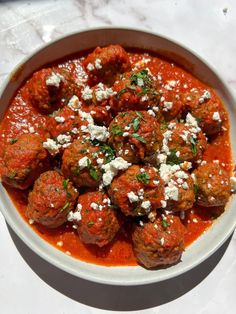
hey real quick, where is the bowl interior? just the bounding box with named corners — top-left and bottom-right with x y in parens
top-left (0, 28), bottom-right (236, 285)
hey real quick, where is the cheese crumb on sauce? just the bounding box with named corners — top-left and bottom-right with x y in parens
top-left (127, 191), bottom-right (139, 203)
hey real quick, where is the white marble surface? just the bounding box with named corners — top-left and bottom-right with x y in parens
top-left (0, 0), bottom-right (236, 313)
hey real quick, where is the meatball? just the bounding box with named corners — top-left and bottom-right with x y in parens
top-left (47, 105), bottom-right (87, 139)
top-left (26, 171), bottom-right (78, 228)
top-left (109, 111), bottom-right (163, 164)
top-left (159, 89), bottom-right (184, 121)
top-left (109, 69), bottom-right (160, 115)
top-left (108, 165), bottom-right (164, 216)
top-left (61, 139), bottom-right (106, 188)
top-left (193, 162), bottom-right (231, 207)
top-left (80, 83), bottom-right (114, 126)
top-left (1, 134), bottom-right (49, 190)
top-left (159, 164), bottom-right (195, 211)
top-left (132, 215), bottom-right (186, 268)
top-left (162, 118), bottom-right (207, 163)
top-left (27, 67), bottom-right (79, 113)
top-left (182, 89), bottom-right (226, 136)
top-left (74, 191), bottom-right (121, 247)
top-left (83, 45), bottom-right (131, 85)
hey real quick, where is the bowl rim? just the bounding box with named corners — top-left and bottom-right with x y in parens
top-left (0, 26), bottom-right (236, 286)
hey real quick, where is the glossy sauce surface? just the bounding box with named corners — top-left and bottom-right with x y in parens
top-left (0, 50), bottom-right (231, 266)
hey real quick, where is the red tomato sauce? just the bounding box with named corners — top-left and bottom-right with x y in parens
top-left (0, 50), bottom-right (232, 266)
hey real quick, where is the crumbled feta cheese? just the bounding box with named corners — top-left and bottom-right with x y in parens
top-left (102, 157), bottom-right (131, 186)
top-left (67, 204), bottom-right (82, 222)
top-left (28, 219), bottom-right (34, 225)
top-left (212, 111), bottom-right (221, 121)
top-left (81, 86), bottom-right (93, 100)
top-left (127, 191), bottom-right (139, 203)
top-left (43, 138), bottom-right (59, 155)
top-left (199, 90), bottom-right (211, 104)
top-left (46, 72), bottom-right (64, 88)
top-left (55, 116), bottom-right (65, 123)
top-left (94, 58), bottom-right (102, 69)
top-left (87, 63), bottom-right (95, 71)
top-left (78, 156), bottom-right (90, 169)
top-left (161, 200), bottom-right (167, 208)
top-left (87, 124), bottom-right (109, 142)
top-left (91, 202), bottom-right (99, 210)
top-left (141, 200), bottom-right (151, 211)
top-left (29, 126), bottom-right (35, 133)
top-left (163, 101), bottom-right (173, 111)
top-left (68, 95), bottom-right (81, 111)
top-left (164, 184), bottom-right (179, 201)
top-left (160, 237), bottom-right (165, 246)
top-left (95, 83), bottom-right (115, 101)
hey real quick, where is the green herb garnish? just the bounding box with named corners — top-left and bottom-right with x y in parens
top-left (160, 121), bottom-right (168, 130)
top-left (194, 184), bottom-right (199, 195)
top-left (10, 139), bottom-right (18, 144)
top-left (111, 125), bottom-right (123, 136)
top-left (86, 158), bottom-right (99, 181)
top-left (87, 221), bottom-right (95, 227)
top-left (132, 133), bottom-right (146, 143)
top-left (136, 172), bottom-right (150, 185)
top-left (63, 179), bottom-right (69, 189)
top-left (60, 202), bottom-right (70, 213)
top-left (100, 144), bottom-right (115, 163)
top-left (166, 149), bottom-right (181, 165)
top-left (8, 172), bottom-right (16, 179)
top-left (161, 220), bottom-right (170, 230)
top-left (190, 137), bottom-right (198, 156)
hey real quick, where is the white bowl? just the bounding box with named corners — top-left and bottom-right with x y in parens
top-left (0, 28), bottom-right (236, 286)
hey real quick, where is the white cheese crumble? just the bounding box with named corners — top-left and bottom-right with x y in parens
top-left (212, 111), bottom-right (221, 122)
top-left (91, 202), bottom-right (99, 210)
top-left (102, 157), bottom-right (131, 186)
top-left (95, 58), bottom-right (102, 69)
top-left (127, 191), bottom-right (139, 203)
top-left (81, 86), bottom-right (93, 100)
top-left (141, 200), bottom-right (151, 211)
top-left (43, 138), bottom-right (59, 155)
top-left (55, 116), bottom-right (65, 123)
top-left (78, 156), bottom-right (90, 169)
top-left (67, 204), bottom-right (82, 222)
top-left (199, 90), bottom-right (211, 104)
top-left (87, 124), bottom-right (109, 142)
top-left (68, 95), bottom-right (81, 111)
top-left (95, 83), bottom-right (115, 102)
top-left (87, 63), bottom-right (95, 71)
top-left (46, 72), bottom-right (64, 88)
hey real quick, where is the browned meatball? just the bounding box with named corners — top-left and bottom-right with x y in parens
top-left (132, 215), bottom-right (186, 268)
top-left (1, 134), bottom-right (49, 190)
top-left (182, 89), bottom-right (226, 136)
top-left (27, 67), bottom-right (80, 113)
top-left (158, 88), bottom-right (184, 121)
top-left (109, 69), bottom-right (160, 115)
top-left (109, 111), bottom-right (163, 164)
top-left (162, 119), bottom-right (207, 163)
top-left (108, 165), bottom-right (164, 216)
top-left (26, 171), bottom-right (78, 228)
top-left (193, 162), bottom-right (231, 207)
top-left (75, 191), bottom-right (121, 247)
top-left (61, 139), bottom-right (107, 188)
top-left (47, 105), bottom-right (87, 140)
top-left (83, 45), bottom-right (131, 85)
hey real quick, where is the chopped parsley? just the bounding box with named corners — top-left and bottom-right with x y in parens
top-left (111, 125), bottom-right (123, 136)
top-left (160, 121), bottom-right (168, 130)
top-left (190, 137), bottom-right (198, 156)
top-left (100, 144), bottom-right (115, 163)
top-left (194, 184), bottom-right (199, 195)
top-left (10, 138), bottom-right (18, 144)
top-left (132, 133), bottom-right (146, 143)
top-left (161, 220), bottom-right (170, 230)
top-left (86, 159), bottom-right (99, 181)
top-left (166, 149), bottom-right (181, 165)
top-left (63, 179), bottom-right (69, 189)
top-left (60, 202), bottom-right (70, 213)
top-left (136, 172), bottom-right (150, 185)
top-left (87, 221), bottom-right (95, 227)
top-left (8, 172), bottom-right (16, 179)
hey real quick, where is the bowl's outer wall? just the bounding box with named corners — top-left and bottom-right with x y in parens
top-left (0, 28), bottom-right (236, 285)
